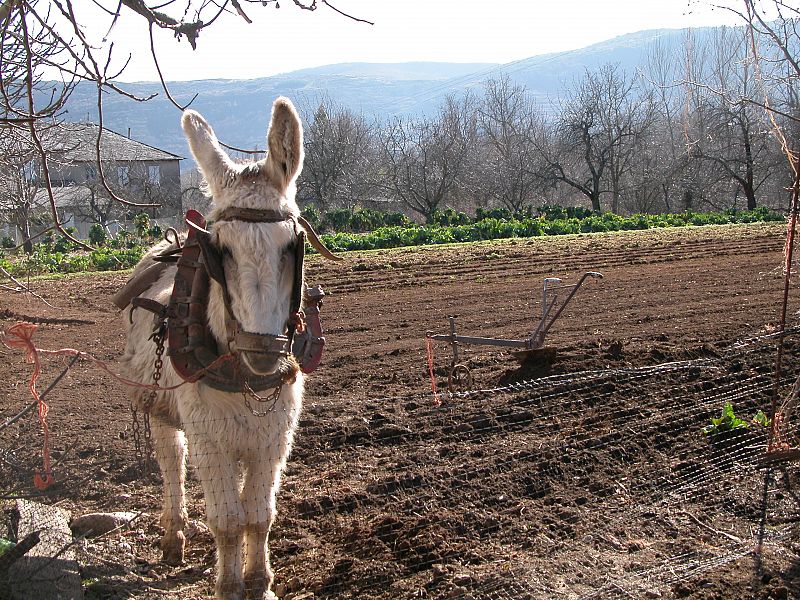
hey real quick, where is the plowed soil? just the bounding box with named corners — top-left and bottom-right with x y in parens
top-left (3, 222), bottom-right (800, 599)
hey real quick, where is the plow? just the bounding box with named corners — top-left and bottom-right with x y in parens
top-left (426, 271), bottom-right (603, 391)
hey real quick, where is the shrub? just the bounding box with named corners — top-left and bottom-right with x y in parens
top-left (431, 208), bottom-right (470, 226)
top-left (323, 208), bottom-right (355, 232)
top-left (88, 224), bottom-right (108, 246)
top-left (383, 212), bottom-right (411, 227)
top-left (133, 213), bottom-right (151, 237)
top-left (60, 253), bottom-right (92, 273)
top-left (90, 247), bottom-right (144, 271)
top-left (477, 207), bottom-right (514, 221)
top-left (53, 227), bottom-right (79, 253)
top-left (301, 205), bottom-right (322, 231)
top-left (349, 208), bottom-right (387, 232)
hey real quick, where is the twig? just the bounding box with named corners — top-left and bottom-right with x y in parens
top-left (321, 0), bottom-right (373, 24)
top-left (682, 511), bottom-right (744, 545)
top-left (148, 22), bottom-right (196, 112)
top-left (0, 354), bottom-right (81, 434)
top-left (8, 225), bottom-right (56, 251)
top-left (0, 265), bottom-right (57, 309)
top-left (19, 12), bottom-right (91, 252)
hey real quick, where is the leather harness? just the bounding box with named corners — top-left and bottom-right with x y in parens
top-left (114, 208), bottom-right (336, 393)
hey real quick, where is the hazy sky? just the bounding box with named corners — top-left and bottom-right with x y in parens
top-left (70, 0), bottom-right (745, 83)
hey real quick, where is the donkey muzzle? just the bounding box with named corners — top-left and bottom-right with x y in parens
top-left (232, 329), bottom-right (293, 377)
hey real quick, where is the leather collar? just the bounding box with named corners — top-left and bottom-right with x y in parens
top-left (215, 207), bottom-right (290, 223)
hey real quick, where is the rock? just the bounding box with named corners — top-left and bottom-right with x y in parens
top-left (70, 511), bottom-right (139, 537)
top-left (6, 499), bottom-right (83, 600)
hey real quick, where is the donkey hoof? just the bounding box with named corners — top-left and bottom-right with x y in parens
top-left (160, 530), bottom-right (186, 566)
top-left (217, 579), bottom-right (245, 600)
top-left (243, 568), bottom-right (275, 600)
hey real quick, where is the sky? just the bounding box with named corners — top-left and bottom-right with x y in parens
top-left (67, 0), bottom-right (746, 83)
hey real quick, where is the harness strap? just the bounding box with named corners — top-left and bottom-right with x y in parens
top-left (215, 207), bottom-right (341, 262)
top-left (112, 261), bottom-right (170, 310)
top-left (216, 207), bottom-right (287, 223)
top-left (131, 297), bottom-right (168, 318)
top-left (233, 330), bottom-right (291, 355)
top-left (286, 230), bottom-right (306, 344)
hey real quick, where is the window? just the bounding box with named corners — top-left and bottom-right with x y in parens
top-left (117, 165), bottom-right (130, 187)
top-left (148, 165), bottom-right (161, 185)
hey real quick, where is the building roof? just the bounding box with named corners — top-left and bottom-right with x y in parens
top-left (43, 122), bottom-right (183, 163)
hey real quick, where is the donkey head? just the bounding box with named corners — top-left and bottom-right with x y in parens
top-left (181, 97), bottom-right (304, 213)
top-left (181, 98), bottom-right (305, 378)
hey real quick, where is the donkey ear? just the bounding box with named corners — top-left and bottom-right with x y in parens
top-left (181, 109), bottom-right (233, 193)
top-left (265, 97), bottom-right (304, 191)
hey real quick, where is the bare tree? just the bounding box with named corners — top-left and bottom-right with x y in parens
top-left (475, 75), bottom-right (546, 213)
top-left (637, 31), bottom-right (709, 213)
top-left (599, 70), bottom-right (657, 213)
top-left (535, 64), bottom-right (646, 213)
top-left (0, 127), bottom-right (44, 252)
top-left (379, 93), bottom-right (477, 222)
top-left (685, 26), bottom-right (781, 210)
top-left (299, 98), bottom-right (377, 212)
top-left (732, 0), bottom-right (800, 196)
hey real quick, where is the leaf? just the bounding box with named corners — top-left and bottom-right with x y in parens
top-left (0, 538), bottom-right (16, 557)
top-left (753, 410), bottom-right (771, 427)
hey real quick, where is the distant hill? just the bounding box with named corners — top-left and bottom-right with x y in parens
top-left (52, 27), bottom-right (707, 163)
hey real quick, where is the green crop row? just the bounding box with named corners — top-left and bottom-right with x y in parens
top-left (0, 246), bottom-right (144, 277)
top-left (314, 207), bottom-right (784, 254)
top-left (0, 207), bottom-right (784, 277)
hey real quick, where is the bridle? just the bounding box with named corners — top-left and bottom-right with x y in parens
top-left (116, 207), bottom-right (337, 393)
top-left (198, 207), bottom-right (306, 378)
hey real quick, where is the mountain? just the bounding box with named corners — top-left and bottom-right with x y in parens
top-left (53, 27), bottom-right (703, 162)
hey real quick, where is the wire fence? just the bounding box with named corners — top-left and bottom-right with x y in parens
top-left (1, 323), bottom-right (799, 599)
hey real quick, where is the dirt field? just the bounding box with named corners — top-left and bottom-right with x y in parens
top-left (3, 221), bottom-right (800, 599)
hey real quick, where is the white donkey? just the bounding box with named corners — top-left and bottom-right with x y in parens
top-left (119, 97), bottom-right (316, 600)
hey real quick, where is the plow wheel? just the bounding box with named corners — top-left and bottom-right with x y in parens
top-left (448, 363), bottom-right (473, 393)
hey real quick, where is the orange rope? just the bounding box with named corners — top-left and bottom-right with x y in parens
top-left (425, 335), bottom-right (441, 406)
top-left (1, 321), bottom-right (236, 488)
top-left (2, 323), bottom-right (53, 489)
top-left (2, 321), bottom-right (234, 391)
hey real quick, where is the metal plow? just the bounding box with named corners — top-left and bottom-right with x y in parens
top-left (427, 271), bottom-right (603, 391)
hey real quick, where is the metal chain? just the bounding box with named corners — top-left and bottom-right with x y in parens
top-left (144, 325), bottom-right (166, 472)
top-left (131, 321), bottom-right (166, 475)
top-left (243, 382), bottom-right (283, 417)
top-left (131, 403), bottom-right (143, 471)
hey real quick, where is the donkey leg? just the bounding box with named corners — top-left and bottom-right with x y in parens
top-left (191, 440), bottom-right (246, 600)
top-left (241, 461), bottom-right (279, 600)
top-left (150, 418), bottom-right (188, 565)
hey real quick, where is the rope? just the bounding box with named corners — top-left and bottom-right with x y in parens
top-left (1, 321), bottom-right (235, 392)
top-left (1, 323), bottom-right (53, 489)
top-left (768, 165), bottom-right (800, 452)
top-left (425, 335), bottom-right (442, 406)
top-left (1, 320), bottom-right (237, 488)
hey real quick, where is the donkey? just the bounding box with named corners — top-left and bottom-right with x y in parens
top-left (119, 97), bottom-right (313, 600)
